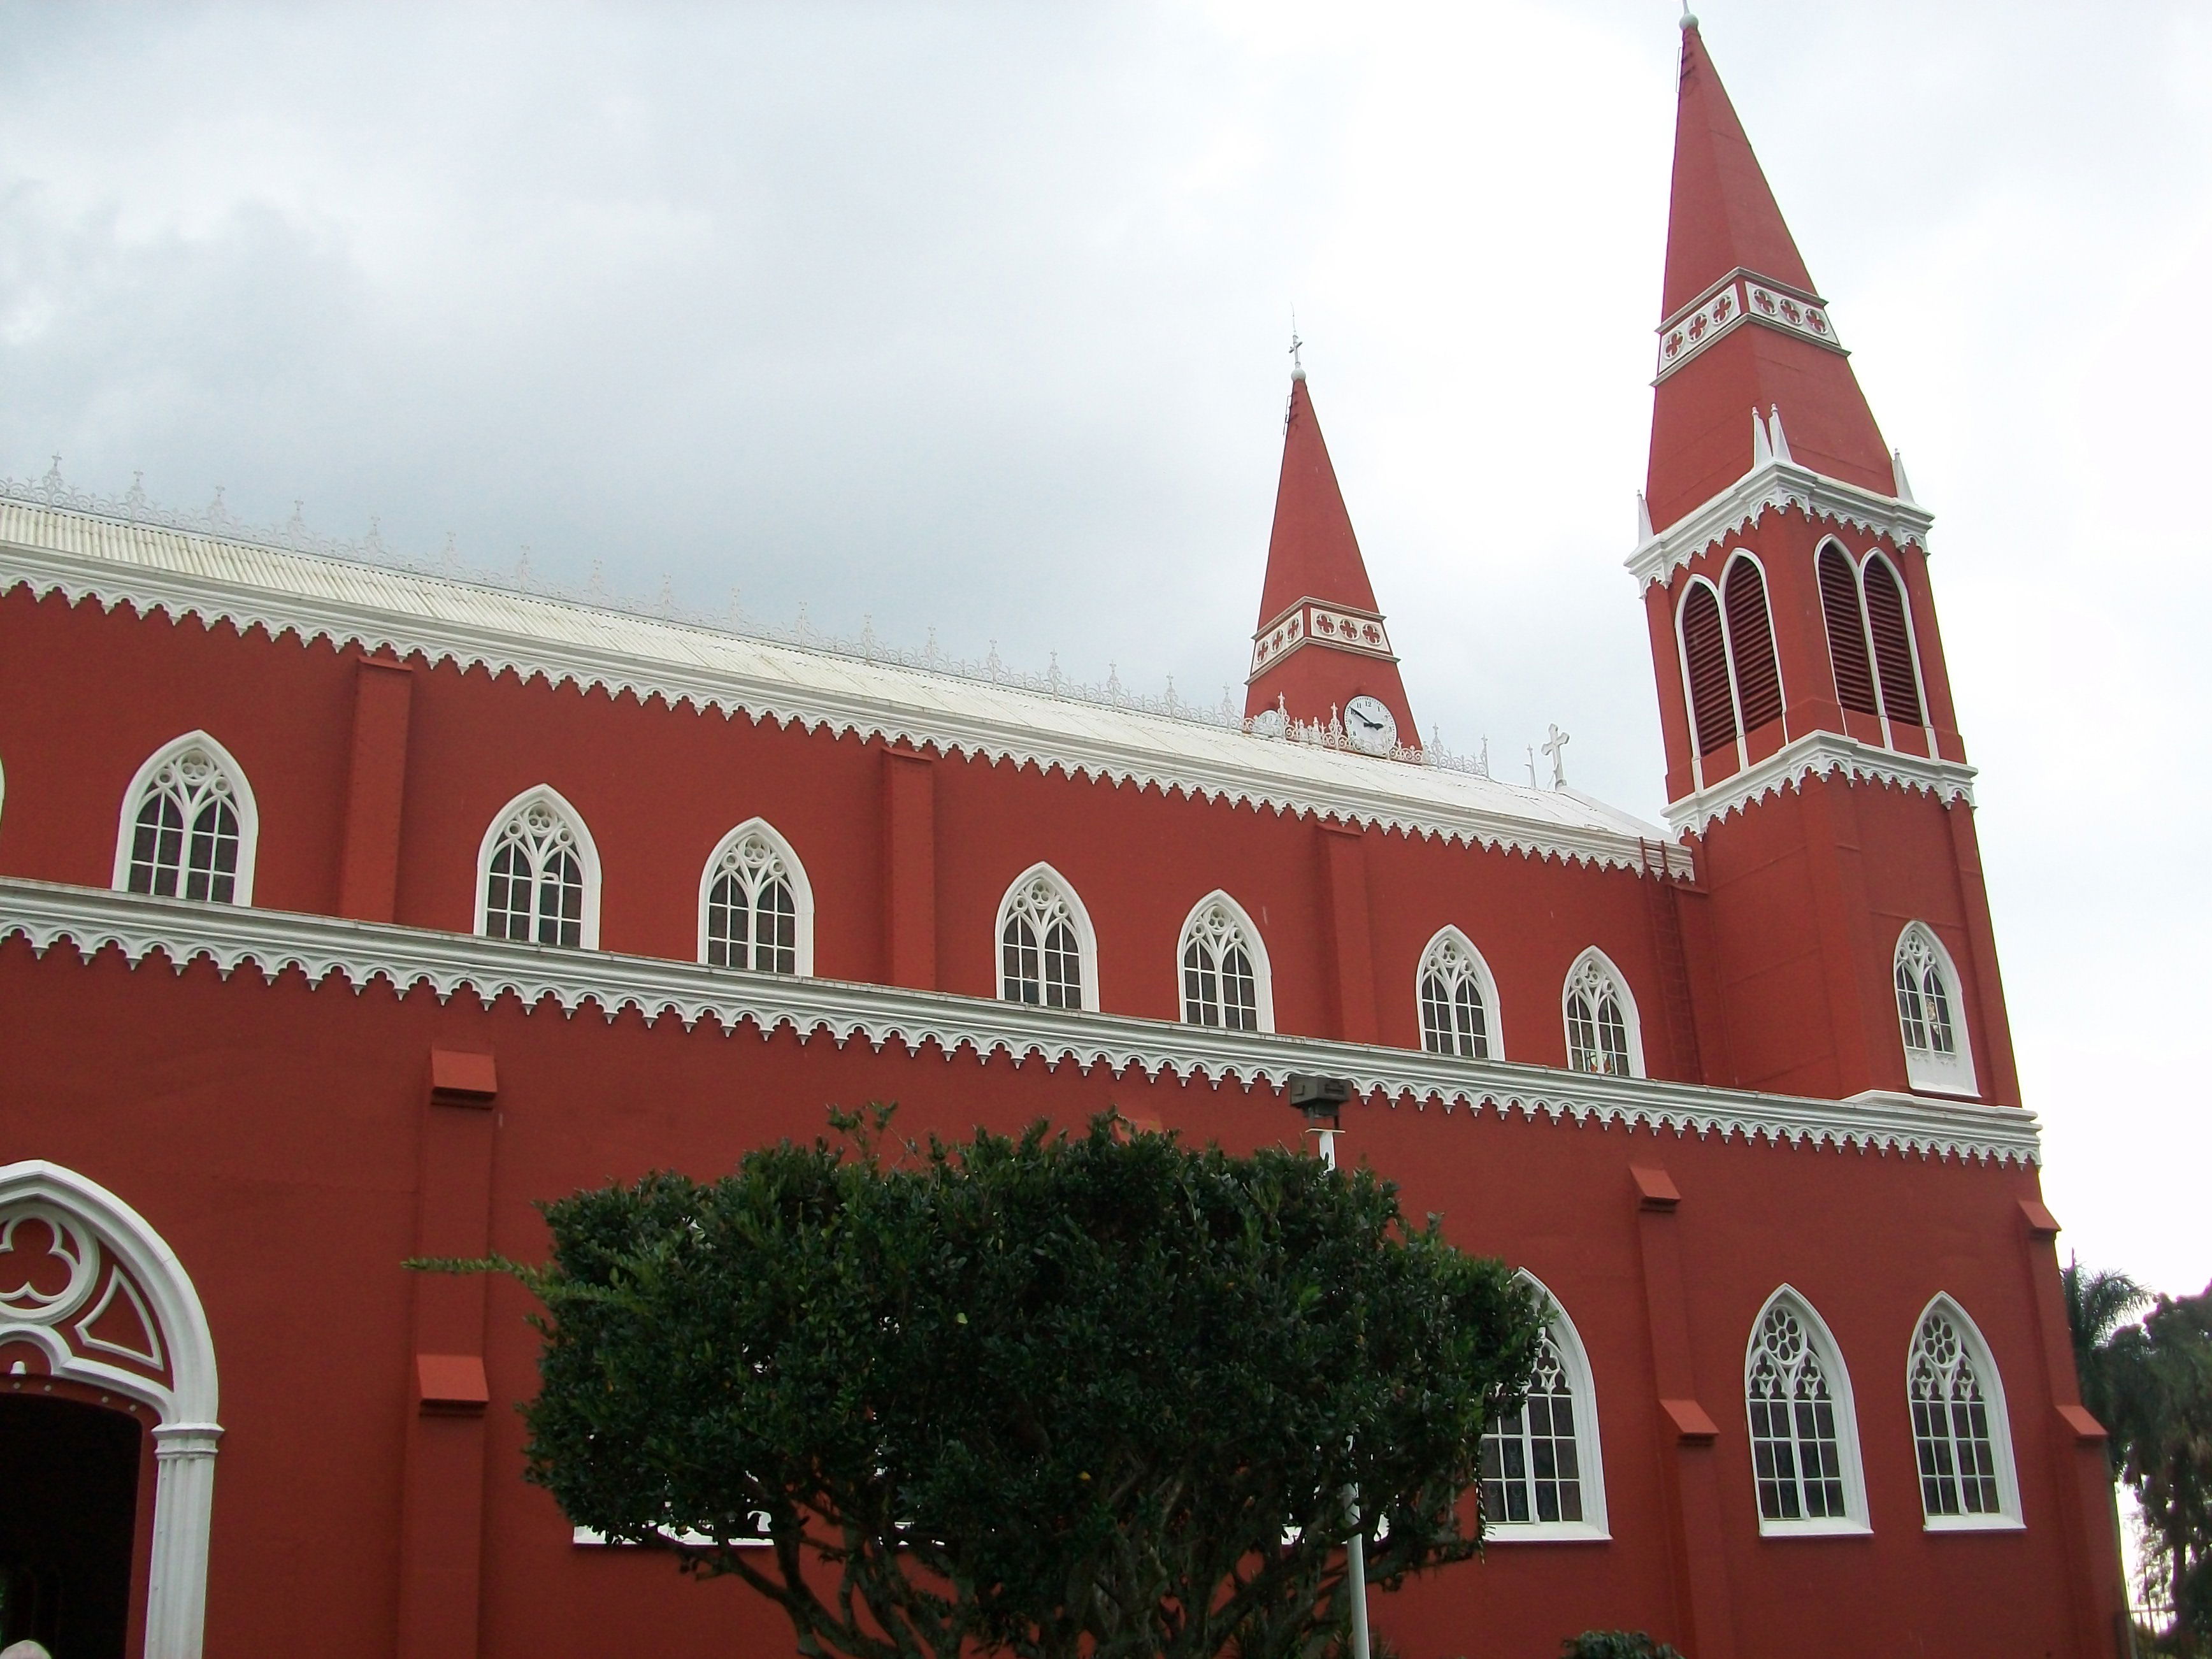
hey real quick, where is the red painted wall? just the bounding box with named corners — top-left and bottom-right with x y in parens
top-left (0, 938), bottom-right (2114, 1658)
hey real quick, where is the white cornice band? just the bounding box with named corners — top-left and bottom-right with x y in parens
top-left (0, 879), bottom-right (2041, 1168)
top-left (0, 504), bottom-right (1687, 877)
top-left (1627, 458), bottom-right (1936, 591)
top-left (1664, 731), bottom-right (1978, 838)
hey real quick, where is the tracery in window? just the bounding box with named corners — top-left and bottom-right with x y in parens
top-left (478, 787), bottom-right (598, 949)
top-left (1179, 894), bottom-right (1268, 1033)
top-left (1911, 1301), bottom-right (2011, 1524)
top-left (1744, 1293), bottom-right (1862, 1531)
top-left (113, 733), bottom-right (257, 906)
top-left (1562, 951), bottom-right (1638, 1077)
top-left (703, 821), bottom-right (810, 975)
top-left (998, 866), bottom-right (1093, 1010)
top-left (1894, 924), bottom-right (1977, 1096)
top-left (1418, 928), bottom-right (1495, 1059)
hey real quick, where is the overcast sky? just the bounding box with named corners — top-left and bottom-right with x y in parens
top-left (3, 2), bottom-right (2205, 1297)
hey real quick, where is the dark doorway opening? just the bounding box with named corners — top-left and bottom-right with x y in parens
top-left (0, 1395), bottom-right (143, 1659)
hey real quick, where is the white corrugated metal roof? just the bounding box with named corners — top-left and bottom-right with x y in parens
top-left (0, 498), bottom-right (1688, 873)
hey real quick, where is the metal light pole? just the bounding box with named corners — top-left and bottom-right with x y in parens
top-left (1285, 1074), bottom-right (1371, 1659)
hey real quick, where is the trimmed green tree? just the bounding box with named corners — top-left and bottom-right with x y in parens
top-left (467, 1110), bottom-right (1542, 1659)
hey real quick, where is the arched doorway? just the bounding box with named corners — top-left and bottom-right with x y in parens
top-left (0, 1165), bottom-right (220, 1659)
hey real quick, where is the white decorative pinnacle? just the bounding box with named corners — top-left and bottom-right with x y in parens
top-left (0, 877), bottom-right (2042, 1167)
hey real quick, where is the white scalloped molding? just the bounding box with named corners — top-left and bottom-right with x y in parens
top-left (0, 879), bottom-right (2041, 1168)
top-left (1627, 458), bottom-right (1935, 592)
top-left (1664, 732), bottom-right (1977, 839)
top-left (0, 505), bottom-right (1687, 877)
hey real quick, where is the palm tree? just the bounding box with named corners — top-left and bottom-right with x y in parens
top-left (2066, 1259), bottom-right (2151, 1477)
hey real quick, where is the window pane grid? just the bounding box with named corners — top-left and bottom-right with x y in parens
top-left (1000, 876), bottom-right (1084, 1008)
top-left (1481, 1332), bottom-right (1584, 1530)
top-left (1747, 1303), bottom-right (1850, 1524)
top-left (1565, 959), bottom-right (1631, 1076)
top-left (705, 831), bottom-right (799, 974)
top-left (1418, 935), bottom-right (1491, 1059)
top-left (1911, 1309), bottom-right (2004, 1519)
top-left (1181, 901), bottom-right (1261, 1031)
top-left (1895, 930), bottom-right (1958, 1059)
top-left (127, 747), bottom-right (242, 904)
top-left (483, 798), bottom-right (587, 948)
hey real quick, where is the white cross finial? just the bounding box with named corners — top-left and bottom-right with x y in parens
top-left (1289, 308), bottom-right (1305, 380)
top-left (1541, 723), bottom-right (1570, 788)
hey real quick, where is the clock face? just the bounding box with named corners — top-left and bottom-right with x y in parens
top-left (1344, 695), bottom-right (1397, 754)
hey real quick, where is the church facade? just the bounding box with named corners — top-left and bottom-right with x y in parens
top-left (0, 21), bottom-right (2129, 1659)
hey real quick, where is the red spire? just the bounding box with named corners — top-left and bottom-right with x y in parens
top-left (1244, 371), bottom-right (1417, 749)
top-left (1646, 21), bottom-right (1895, 529)
top-left (1660, 21), bottom-right (1814, 322)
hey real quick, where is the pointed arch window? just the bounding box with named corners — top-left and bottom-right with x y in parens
top-left (1418, 928), bottom-right (1498, 1059)
top-left (1562, 950), bottom-right (1641, 1078)
top-left (1744, 1291), bottom-right (1868, 1535)
top-left (1480, 1279), bottom-right (1608, 1540)
top-left (113, 733), bottom-right (258, 905)
top-left (476, 787), bottom-right (600, 949)
top-left (1861, 555), bottom-right (1925, 728)
top-left (1894, 923), bottom-right (1977, 1096)
top-left (1179, 893), bottom-right (1271, 1033)
top-left (1909, 1298), bottom-right (2020, 1528)
top-left (997, 865), bottom-right (1098, 1011)
top-left (1818, 543), bottom-right (1881, 717)
top-left (1679, 580), bottom-right (1736, 758)
top-left (701, 821), bottom-right (812, 975)
top-left (1722, 554), bottom-right (1783, 733)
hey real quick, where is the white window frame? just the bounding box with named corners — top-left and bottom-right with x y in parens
top-left (1744, 1286), bottom-right (1871, 1538)
top-left (1415, 926), bottom-right (1504, 1060)
top-left (697, 817), bottom-right (815, 976)
top-left (1859, 548), bottom-right (1934, 749)
top-left (1907, 1294), bottom-right (2023, 1532)
top-left (1176, 891), bottom-right (1275, 1034)
top-left (993, 862), bottom-right (1100, 1012)
top-left (1893, 923), bottom-right (1978, 1098)
top-left (1561, 947), bottom-right (1642, 1079)
top-left (473, 784), bottom-right (602, 951)
top-left (1482, 1272), bottom-right (1609, 1542)
top-left (111, 729), bottom-right (261, 906)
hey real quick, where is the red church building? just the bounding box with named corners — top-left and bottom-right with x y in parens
top-left (0, 20), bottom-right (2129, 1659)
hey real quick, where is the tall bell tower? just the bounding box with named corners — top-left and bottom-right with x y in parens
top-left (1635, 18), bottom-right (2022, 1108)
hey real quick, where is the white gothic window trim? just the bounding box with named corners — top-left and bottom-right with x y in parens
top-left (1177, 891), bottom-right (1274, 1034)
top-left (111, 730), bottom-right (261, 907)
top-left (474, 785), bottom-right (602, 951)
top-left (1562, 948), bottom-right (1642, 1078)
top-left (1479, 1274), bottom-right (1608, 1542)
top-left (1908, 1295), bottom-right (2022, 1531)
top-left (698, 819), bottom-right (814, 977)
top-left (1417, 926), bottom-right (1502, 1060)
top-left (1744, 1288), bottom-right (1871, 1537)
top-left (995, 863), bottom-right (1100, 1012)
top-left (1894, 923), bottom-right (1978, 1097)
